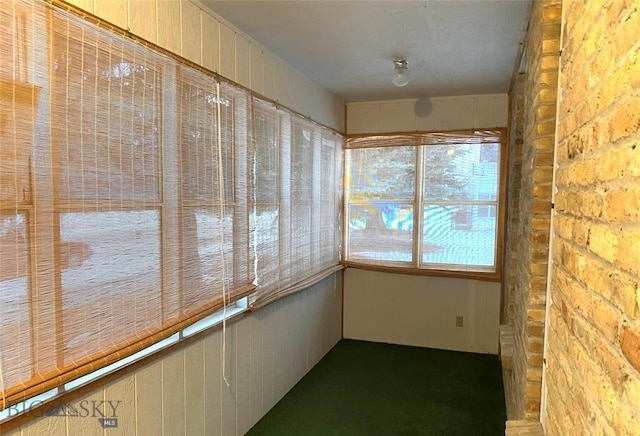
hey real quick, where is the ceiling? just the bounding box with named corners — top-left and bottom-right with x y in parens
top-left (201, 1), bottom-right (532, 103)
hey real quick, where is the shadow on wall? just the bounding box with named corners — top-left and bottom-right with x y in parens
top-left (414, 98), bottom-right (433, 117)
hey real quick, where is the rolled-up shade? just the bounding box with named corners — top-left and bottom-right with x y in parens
top-left (0, 0), bottom-right (253, 410)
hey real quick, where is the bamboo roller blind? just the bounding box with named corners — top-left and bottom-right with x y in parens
top-left (0, 0), bottom-right (343, 412)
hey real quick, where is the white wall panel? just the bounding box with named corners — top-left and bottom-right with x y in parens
top-left (250, 44), bottom-right (264, 95)
top-left (162, 349), bottom-right (186, 436)
top-left (157, 0), bottom-right (181, 56)
top-left (104, 376), bottom-right (136, 436)
top-left (347, 94), bottom-right (508, 134)
top-left (65, 0), bottom-right (94, 14)
top-left (236, 317), bottom-right (252, 436)
top-left (343, 269), bottom-right (500, 354)
top-left (219, 23), bottom-right (235, 81)
top-left (135, 360), bottom-right (163, 436)
top-left (235, 34), bottom-right (250, 88)
top-left (203, 330), bottom-right (223, 436)
top-left (128, 0), bottom-right (156, 44)
top-left (95, 0), bottom-right (127, 29)
top-left (181, 1), bottom-right (202, 64)
top-left (184, 341), bottom-right (205, 436)
top-left (201, 13), bottom-right (220, 72)
top-left (249, 313), bottom-right (264, 427)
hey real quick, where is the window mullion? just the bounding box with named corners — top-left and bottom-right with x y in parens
top-left (413, 141), bottom-right (424, 268)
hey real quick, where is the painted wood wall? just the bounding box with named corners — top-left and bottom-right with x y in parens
top-left (6, 275), bottom-right (342, 436)
top-left (343, 95), bottom-right (508, 354)
top-left (4, 0), bottom-right (345, 434)
top-left (64, 0), bottom-right (345, 132)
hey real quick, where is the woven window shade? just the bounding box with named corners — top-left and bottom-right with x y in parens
top-left (250, 99), bottom-right (343, 310)
top-left (0, 0), bottom-right (253, 410)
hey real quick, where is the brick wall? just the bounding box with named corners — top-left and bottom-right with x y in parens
top-left (504, 74), bottom-right (525, 328)
top-left (504, 0), bottom-right (561, 421)
top-left (503, 73), bottom-right (525, 419)
top-left (544, 0), bottom-right (640, 433)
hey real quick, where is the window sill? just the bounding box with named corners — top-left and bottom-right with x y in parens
top-left (0, 296), bottom-right (250, 427)
top-left (341, 261), bottom-right (502, 282)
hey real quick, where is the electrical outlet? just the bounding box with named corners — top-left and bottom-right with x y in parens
top-left (456, 316), bottom-right (464, 327)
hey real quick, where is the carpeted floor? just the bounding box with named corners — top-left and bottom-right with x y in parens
top-left (247, 339), bottom-right (506, 436)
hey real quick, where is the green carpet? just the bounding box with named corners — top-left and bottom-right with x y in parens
top-left (247, 339), bottom-right (506, 436)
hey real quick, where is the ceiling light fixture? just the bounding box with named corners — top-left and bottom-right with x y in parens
top-left (392, 60), bottom-right (409, 87)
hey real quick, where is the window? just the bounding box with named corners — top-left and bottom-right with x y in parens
top-left (250, 99), bottom-right (343, 309)
top-left (0, 0), bottom-right (253, 413)
top-left (344, 131), bottom-right (505, 279)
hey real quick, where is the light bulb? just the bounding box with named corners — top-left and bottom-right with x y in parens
top-left (392, 60), bottom-right (409, 87)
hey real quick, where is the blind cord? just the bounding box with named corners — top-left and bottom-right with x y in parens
top-left (216, 82), bottom-right (231, 389)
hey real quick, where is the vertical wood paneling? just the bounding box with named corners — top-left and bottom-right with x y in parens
top-left (344, 269), bottom-right (500, 353)
top-left (294, 292), bottom-right (306, 381)
top-left (13, 281), bottom-right (342, 436)
top-left (104, 376), bottom-right (135, 436)
top-left (94, 0), bottom-right (127, 28)
top-left (273, 301), bottom-right (287, 402)
top-left (128, 0), bottom-right (156, 44)
top-left (273, 63), bottom-right (286, 104)
top-left (249, 312), bottom-right (264, 427)
top-left (65, 0), bottom-right (94, 14)
top-left (157, 0), bottom-right (181, 55)
top-left (235, 34), bottom-right (250, 88)
top-left (181, 1), bottom-right (202, 64)
top-left (262, 55), bottom-right (275, 100)
top-left (250, 44), bottom-right (263, 95)
top-left (135, 360), bottom-right (163, 436)
top-left (219, 23), bottom-right (235, 81)
top-left (162, 349), bottom-right (186, 436)
top-left (65, 390), bottom-right (104, 436)
top-left (204, 331), bottom-right (222, 436)
top-left (21, 415), bottom-right (65, 436)
top-left (235, 317), bottom-right (252, 435)
top-left (201, 13), bottom-right (220, 72)
top-left (185, 341), bottom-right (205, 436)
top-left (220, 323), bottom-right (237, 436)
top-left (260, 303), bottom-right (275, 413)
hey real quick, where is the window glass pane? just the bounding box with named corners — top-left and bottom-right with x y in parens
top-left (183, 207), bottom-right (233, 313)
top-left (52, 28), bottom-right (161, 202)
top-left (180, 74), bottom-right (220, 202)
top-left (421, 205), bottom-right (497, 268)
top-left (0, 213), bottom-right (31, 388)
top-left (291, 204), bottom-right (311, 277)
top-left (347, 147), bottom-right (415, 200)
top-left (347, 202), bottom-right (413, 263)
top-left (423, 144), bottom-right (499, 202)
top-left (251, 205), bottom-right (279, 288)
top-left (253, 107), bottom-right (279, 204)
top-left (292, 123), bottom-right (313, 199)
top-left (60, 210), bottom-right (161, 363)
top-left (320, 137), bottom-right (338, 267)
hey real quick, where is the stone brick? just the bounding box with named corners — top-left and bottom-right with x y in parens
top-left (617, 229), bottom-right (640, 276)
top-left (605, 188), bottom-right (640, 222)
top-left (609, 96), bottom-right (640, 143)
top-left (589, 297), bottom-right (621, 344)
top-left (596, 144), bottom-right (640, 182)
top-left (587, 224), bottom-right (618, 263)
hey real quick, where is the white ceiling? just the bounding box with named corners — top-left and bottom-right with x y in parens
top-left (201, 0), bottom-right (532, 102)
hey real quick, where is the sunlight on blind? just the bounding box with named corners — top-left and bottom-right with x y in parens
top-left (250, 99), bottom-right (343, 309)
top-left (0, 0), bottom-right (254, 410)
